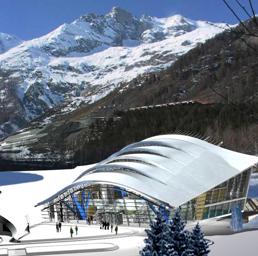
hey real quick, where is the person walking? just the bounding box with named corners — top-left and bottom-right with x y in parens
top-left (111, 224), bottom-right (113, 233)
top-left (115, 225), bottom-right (118, 235)
top-left (56, 222), bottom-right (59, 232)
top-left (75, 225), bottom-right (78, 235)
top-left (70, 227), bottom-right (74, 238)
top-left (58, 222), bottom-right (62, 232)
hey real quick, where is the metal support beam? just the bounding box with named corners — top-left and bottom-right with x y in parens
top-left (84, 191), bottom-right (91, 220)
top-left (72, 194), bottom-right (86, 220)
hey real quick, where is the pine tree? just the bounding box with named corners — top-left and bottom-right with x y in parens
top-left (140, 207), bottom-right (168, 256)
top-left (190, 223), bottom-right (210, 256)
top-left (167, 246), bottom-right (180, 256)
top-left (165, 208), bottom-right (189, 256)
top-left (158, 236), bottom-right (170, 256)
top-left (182, 231), bottom-right (195, 256)
top-left (181, 247), bottom-right (195, 256)
top-left (141, 208), bottom-right (211, 256)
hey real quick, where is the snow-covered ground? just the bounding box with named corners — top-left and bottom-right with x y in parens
top-left (0, 224), bottom-right (144, 256)
top-left (20, 223), bottom-right (136, 241)
top-left (1, 223), bottom-right (258, 256)
top-left (0, 168), bottom-right (85, 239)
top-left (209, 230), bottom-right (258, 256)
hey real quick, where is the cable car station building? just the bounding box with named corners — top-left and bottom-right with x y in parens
top-left (38, 135), bottom-right (258, 226)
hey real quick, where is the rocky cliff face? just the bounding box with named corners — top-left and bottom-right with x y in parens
top-left (0, 7), bottom-right (227, 138)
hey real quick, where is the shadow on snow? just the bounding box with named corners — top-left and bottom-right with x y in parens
top-left (0, 171), bottom-right (43, 186)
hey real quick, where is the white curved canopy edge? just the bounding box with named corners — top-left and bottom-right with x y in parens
top-left (39, 134), bottom-right (258, 208)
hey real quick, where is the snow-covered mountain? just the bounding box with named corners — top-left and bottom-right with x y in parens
top-left (0, 7), bottom-right (228, 137)
top-left (0, 32), bottom-right (22, 54)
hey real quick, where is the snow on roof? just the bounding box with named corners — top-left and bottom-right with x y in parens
top-left (39, 134), bottom-right (258, 208)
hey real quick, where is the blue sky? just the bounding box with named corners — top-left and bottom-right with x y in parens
top-left (0, 0), bottom-right (257, 39)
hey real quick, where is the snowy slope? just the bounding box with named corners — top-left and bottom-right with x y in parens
top-left (48, 21), bottom-right (226, 104)
top-left (0, 32), bottom-right (22, 54)
top-left (0, 7), bottom-right (229, 137)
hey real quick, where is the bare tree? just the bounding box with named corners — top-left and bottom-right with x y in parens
top-left (223, 0), bottom-right (258, 53)
top-left (223, 0), bottom-right (258, 33)
top-left (220, 0), bottom-right (258, 116)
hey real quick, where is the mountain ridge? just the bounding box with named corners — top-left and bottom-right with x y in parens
top-left (0, 17), bottom-right (258, 170)
top-left (0, 7), bottom-right (228, 138)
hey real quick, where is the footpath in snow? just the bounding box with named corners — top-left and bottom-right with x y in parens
top-left (0, 223), bottom-right (144, 256)
top-left (20, 222), bottom-right (137, 241)
top-left (1, 223), bottom-right (258, 255)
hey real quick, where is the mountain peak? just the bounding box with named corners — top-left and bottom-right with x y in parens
top-left (170, 14), bottom-right (187, 21)
top-left (107, 7), bottom-right (134, 24)
top-left (109, 6), bottom-right (132, 16)
top-left (160, 14), bottom-right (194, 26)
top-left (0, 9), bottom-right (228, 138)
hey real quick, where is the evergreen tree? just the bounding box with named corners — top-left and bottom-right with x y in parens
top-left (141, 208), bottom-right (210, 256)
top-left (165, 208), bottom-right (189, 256)
top-left (157, 236), bottom-right (170, 256)
top-left (190, 223), bottom-right (210, 256)
top-left (181, 231), bottom-right (195, 256)
top-left (167, 246), bottom-right (180, 256)
top-left (140, 207), bottom-right (168, 256)
top-left (182, 249), bottom-right (196, 256)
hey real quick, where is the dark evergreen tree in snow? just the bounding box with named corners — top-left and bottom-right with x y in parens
top-left (141, 208), bottom-right (211, 256)
top-left (140, 207), bottom-right (168, 256)
top-left (157, 237), bottom-right (171, 256)
top-left (190, 223), bottom-right (210, 256)
top-left (182, 249), bottom-right (196, 256)
top-left (165, 208), bottom-right (190, 256)
top-left (181, 231), bottom-right (195, 256)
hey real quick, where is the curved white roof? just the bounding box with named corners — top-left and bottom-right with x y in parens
top-left (39, 134), bottom-right (258, 208)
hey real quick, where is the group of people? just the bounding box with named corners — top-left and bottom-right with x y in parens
top-left (70, 225), bottom-right (78, 238)
top-left (55, 222), bottom-right (62, 232)
top-left (101, 221), bottom-right (111, 230)
top-left (100, 221), bottom-right (118, 235)
top-left (54, 220), bottom-right (118, 238)
top-left (55, 222), bottom-right (78, 237)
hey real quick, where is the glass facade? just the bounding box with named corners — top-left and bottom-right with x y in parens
top-left (46, 168), bottom-right (253, 225)
top-left (48, 184), bottom-right (156, 226)
top-left (178, 168), bottom-right (251, 221)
